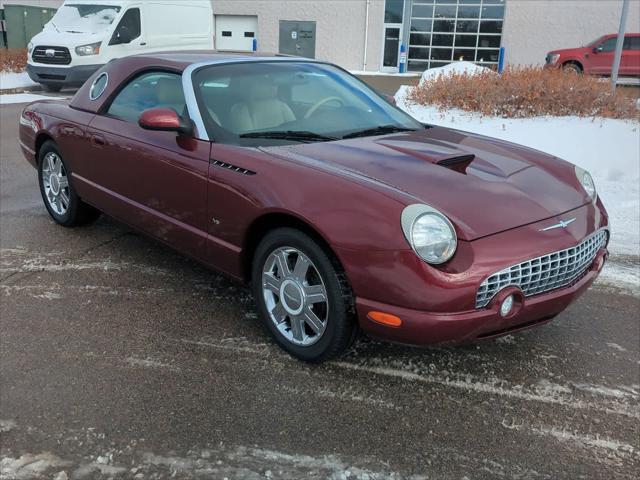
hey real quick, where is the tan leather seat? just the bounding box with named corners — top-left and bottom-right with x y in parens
top-left (229, 81), bottom-right (295, 133)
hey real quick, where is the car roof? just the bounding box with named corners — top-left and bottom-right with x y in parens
top-left (127, 50), bottom-right (302, 70)
top-left (70, 50), bottom-right (311, 114)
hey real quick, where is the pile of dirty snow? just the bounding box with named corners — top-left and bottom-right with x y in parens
top-left (0, 71), bottom-right (37, 90)
top-left (395, 85), bottom-right (640, 277)
top-left (419, 61), bottom-right (492, 86)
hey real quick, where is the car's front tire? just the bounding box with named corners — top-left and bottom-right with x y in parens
top-left (38, 141), bottom-right (100, 227)
top-left (252, 228), bottom-right (357, 362)
top-left (42, 84), bottom-right (62, 93)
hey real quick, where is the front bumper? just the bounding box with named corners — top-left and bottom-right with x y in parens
top-left (26, 63), bottom-right (102, 87)
top-left (357, 247), bottom-right (607, 345)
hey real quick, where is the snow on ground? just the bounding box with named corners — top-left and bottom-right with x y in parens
top-left (0, 93), bottom-right (63, 105)
top-left (0, 71), bottom-right (37, 90)
top-left (396, 85), bottom-right (640, 267)
top-left (418, 60), bottom-right (491, 86)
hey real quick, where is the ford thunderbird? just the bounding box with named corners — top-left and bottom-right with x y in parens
top-left (19, 52), bottom-right (609, 361)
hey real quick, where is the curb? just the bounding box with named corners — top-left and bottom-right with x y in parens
top-left (0, 86), bottom-right (43, 95)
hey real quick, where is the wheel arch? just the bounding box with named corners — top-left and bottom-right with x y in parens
top-left (242, 211), bottom-right (347, 283)
top-left (34, 132), bottom-right (55, 164)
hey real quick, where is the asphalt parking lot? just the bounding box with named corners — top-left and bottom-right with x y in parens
top-left (0, 98), bottom-right (638, 479)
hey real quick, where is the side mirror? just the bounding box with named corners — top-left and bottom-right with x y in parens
top-left (139, 108), bottom-right (192, 135)
top-left (593, 46), bottom-right (603, 54)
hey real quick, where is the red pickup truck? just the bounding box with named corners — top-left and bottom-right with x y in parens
top-left (545, 33), bottom-right (640, 76)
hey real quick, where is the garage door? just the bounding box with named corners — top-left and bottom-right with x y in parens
top-left (215, 15), bottom-right (257, 51)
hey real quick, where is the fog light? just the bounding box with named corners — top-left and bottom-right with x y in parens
top-left (500, 295), bottom-right (515, 317)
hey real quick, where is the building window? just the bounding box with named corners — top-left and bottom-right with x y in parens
top-left (385, 0), bottom-right (405, 23)
top-left (407, 0), bottom-right (505, 71)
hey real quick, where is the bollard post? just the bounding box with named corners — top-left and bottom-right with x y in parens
top-left (498, 47), bottom-right (506, 73)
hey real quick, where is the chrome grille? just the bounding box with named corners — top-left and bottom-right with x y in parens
top-left (32, 46), bottom-right (71, 65)
top-left (476, 230), bottom-right (608, 309)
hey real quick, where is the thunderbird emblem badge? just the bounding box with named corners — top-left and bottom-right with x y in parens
top-left (539, 218), bottom-right (577, 232)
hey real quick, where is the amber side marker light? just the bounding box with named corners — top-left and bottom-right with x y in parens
top-left (367, 311), bottom-right (402, 328)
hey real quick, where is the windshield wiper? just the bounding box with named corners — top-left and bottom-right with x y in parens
top-left (239, 130), bottom-right (337, 143)
top-left (342, 125), bottom-right (417, 139)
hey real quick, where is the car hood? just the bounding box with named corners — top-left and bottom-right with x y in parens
top-left (31, 26), bottom-right (105, 48)
top-left (261, 127), bottom-right (589, 241)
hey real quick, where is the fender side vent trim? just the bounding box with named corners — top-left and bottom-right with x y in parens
top-left (211, 160), bottom-right (256, 176)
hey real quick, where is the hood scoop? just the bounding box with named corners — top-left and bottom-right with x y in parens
top-left (436, 154), bottom-right (475, 174)
top-left (379, 142), bottom-right (476, 174)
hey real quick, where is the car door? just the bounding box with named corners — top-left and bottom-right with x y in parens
top-left (621, 36), bottom-right (640, 76)
top-left (86, 71), bottom-right (211, 260)
top-left (106, 4), bottom-right (147, 58)
top-left (590, 37), bottom-right (617, 74)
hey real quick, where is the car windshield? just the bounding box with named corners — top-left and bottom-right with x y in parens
top-left (192, 61), bottom-right (423, 146)
top-left (586, 36), bottom-right (606, 47)
top-left (47, 4), bottom-right (121, 34)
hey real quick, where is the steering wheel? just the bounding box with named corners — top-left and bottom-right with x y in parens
top-left (304, 96), bottom-right (344, 119)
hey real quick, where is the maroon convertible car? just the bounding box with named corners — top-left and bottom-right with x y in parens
top-left (19, 52), bottom-right (609, 361)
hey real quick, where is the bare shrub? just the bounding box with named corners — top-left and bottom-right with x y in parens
top-left (0, 49), bottom-right (28, 73)
top-left (407, 66), bottom-right (639, 120)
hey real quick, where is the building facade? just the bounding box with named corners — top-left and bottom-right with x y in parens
top-left (3, 0), bottom-right (639, 72)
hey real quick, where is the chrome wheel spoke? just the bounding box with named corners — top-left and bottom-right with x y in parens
top-left (302, 307), bottom-right (325, 335)
top-left (58, 177), bottom-right (69, 189)
top-left (292, 254), bottom-right (311, 281)
top-left (263, 273), bottom-right (282, 293)
top-left (274, 251), bottom-right (291, 277)
top-left (289, 315), bottom-right (305, 342)
top-left (304, 284), bottom-right (327, 305)
top-left (271, 302), bottom-right (288, 324)
top-left (46, 154), bottom-right (55, 174)
top-left (60, 190), bottom-right (70, 209)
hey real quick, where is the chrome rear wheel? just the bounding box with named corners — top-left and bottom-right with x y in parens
top-left (41, 152), bottom-right (70, 215)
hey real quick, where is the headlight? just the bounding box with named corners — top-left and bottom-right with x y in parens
top-left (75, 42), bottom-right (102, 56)
top-left (27, 42), bottom-right (34, 54)
top-left (401, 204), bottom-right (457, 264)
top-left (575, 166), bottom-right (597, 201)
top-left (547, 53), bottom-right (560, 64)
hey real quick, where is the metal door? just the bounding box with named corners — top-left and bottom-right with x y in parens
top-left (279, 21), bottom-right (316, 59)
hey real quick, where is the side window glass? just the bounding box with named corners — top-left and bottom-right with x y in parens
top-left (107, 72), bottom-right (186, 124)
top-left (630, 37), bottom-right (640, 51)
top-left (109, 8), bottom-right (141, 45)
top-left (600, 38), bottom-right (617, 52)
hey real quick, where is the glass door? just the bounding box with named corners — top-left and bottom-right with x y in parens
top-left (382, 25), bottom-right (402, 72)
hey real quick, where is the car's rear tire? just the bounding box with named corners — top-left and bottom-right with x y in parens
top-left (251, 228), bottom-right (357, 362)
top-left (563, 62), bottom-right (582, 75)
top-left (38, 141), bottom-right (100, 227)
top-left (42, 84), bottom-right (63, 93)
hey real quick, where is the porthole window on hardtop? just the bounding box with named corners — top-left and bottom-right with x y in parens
top-left (90, 72), bottom-right (109, 100)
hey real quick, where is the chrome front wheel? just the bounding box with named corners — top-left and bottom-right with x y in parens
top-left (262, 247), bottom-right (329, 346)
top-left (252, 228), bottom-right (357, 362)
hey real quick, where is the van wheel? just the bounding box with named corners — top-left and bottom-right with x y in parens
top-left (38, 141), bottom-right (100, 227)
top-left (42, 84), bottom-right (62, 93)
top-left (252, 228), bottom-right (357, 362)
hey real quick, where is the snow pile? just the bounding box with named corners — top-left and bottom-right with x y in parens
top-left (0, 71), bottom-right (37, 90)
top-left (0, 93), bottom-right (64, 105)
top-left (396, 85), bottom-right (640, 263)
top-left (419, 61), bottom-right (492, 86)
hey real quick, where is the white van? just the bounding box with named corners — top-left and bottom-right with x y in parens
top-left (27, 0), bottom-right (214, 91)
